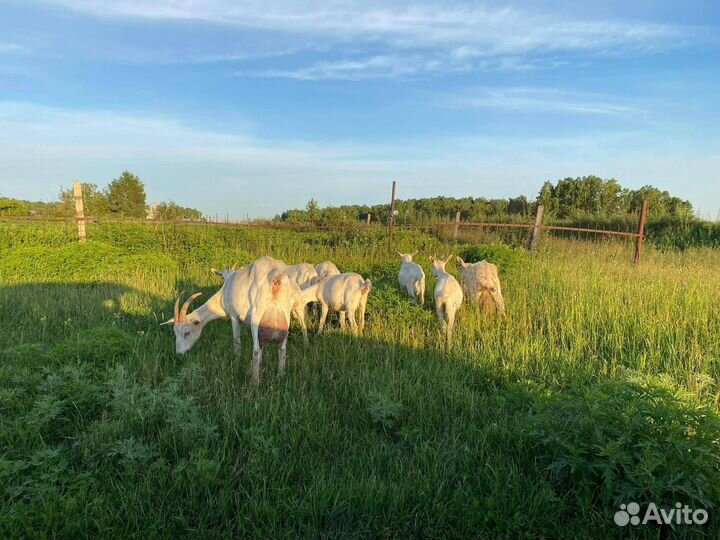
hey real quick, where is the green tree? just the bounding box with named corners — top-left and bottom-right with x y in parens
top-left (153, 201), bottom-right (203, 220)
top-left (106, 171), bottom-right (147, 218)
top-left (0, 197), bottom-right (29, 216)
top-left (306, 198), bottom-right (320, 224)
top-left (59, 183), bottom-right (109, 217)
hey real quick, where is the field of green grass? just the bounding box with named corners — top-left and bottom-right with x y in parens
top-left (1, 221), bottom-right (719, 539)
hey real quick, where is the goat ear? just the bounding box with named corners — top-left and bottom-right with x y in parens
top-left (396, 251), bottom-right (403, 258)
top-left (160, 318), bottom-right (174, 326)
top-left (456, 256), bottom-right (466, 267)
top-left (444, 254), bottom-right (453, 265)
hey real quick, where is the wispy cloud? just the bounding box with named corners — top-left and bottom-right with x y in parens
top-left (441, 88), bottom-right (643, 116)
top-left (0, 43), bottom-right (27, 54)
top-left (240, 53), bottom-right (469, 81)
top-left (35, 1), bottom-right (709, 77)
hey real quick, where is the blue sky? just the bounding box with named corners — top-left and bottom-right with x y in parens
top-left (1, 0), bottom-right (719, 218)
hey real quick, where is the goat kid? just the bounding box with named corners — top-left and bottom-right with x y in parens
top-left (299, 273), bottom-right (371, 335)
top-left (397, 251), bottom-right (425, 305)
top-left (430, 255), bottom-right (464, 343)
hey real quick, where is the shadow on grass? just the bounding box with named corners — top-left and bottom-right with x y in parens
top-left (0, 281), bottom-right (718, 540)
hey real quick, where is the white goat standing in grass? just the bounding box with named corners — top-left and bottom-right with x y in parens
top-left (430, 255), bottom-right (464, 343)
top-left (456, 257), bottom-right (506, 316)
top-left (315, 260), bottom-right (340, 279)
top-left (300, 273), bottom-right (372, 335)
top-left (397, 251), bottom-right (425, 305)
top-left (162, 256), bottom-right (309, 385)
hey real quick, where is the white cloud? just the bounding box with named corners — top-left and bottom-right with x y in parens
top-left (0, 43), bottom-right (27, 54)
top-left (34, 1), bottom-right (708, 77)
top-left (441, 88), bottom-right (643, 116)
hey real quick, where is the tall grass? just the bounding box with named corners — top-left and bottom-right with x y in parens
top-left (1, 222), bottom-right (719, 539)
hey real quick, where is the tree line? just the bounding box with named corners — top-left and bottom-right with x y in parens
top-left (0, 171), bottom-right (203, 220)
top-left (277, 176), bottom-right (696, 226)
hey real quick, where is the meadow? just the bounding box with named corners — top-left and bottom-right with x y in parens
top-left (1, 221), bottom-right (719, 539)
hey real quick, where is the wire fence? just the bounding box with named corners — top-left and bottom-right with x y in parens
top-left (1, 200), bottom-right (650, 262)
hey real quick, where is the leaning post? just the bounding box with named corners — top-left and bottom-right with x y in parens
top-left (366, 213), bottom-right (371, 225)
top-left (388, 180), bottom-right (397, 254)
top-left (73, 180), bottom-right (87, 243)
top-left (633, 200), bottom-right (649, 264)
top-left (527, 204), bottom-right (544, 251)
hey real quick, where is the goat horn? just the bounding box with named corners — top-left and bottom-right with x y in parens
top-left (179, 292), bottom-right (202, 320)
top-left (173, 292), bottom-right (184, 322)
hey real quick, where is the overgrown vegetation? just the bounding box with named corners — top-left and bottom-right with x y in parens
top-left (1, 221), bottom-right (719, 539)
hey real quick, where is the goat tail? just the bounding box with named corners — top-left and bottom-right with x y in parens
top-left (360, 279), bottom-right (372, 295)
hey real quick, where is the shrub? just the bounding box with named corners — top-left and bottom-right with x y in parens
top-left (524, 375), bottom-right (720, 519)
top-left (459, 244), bottom-right (528, 273)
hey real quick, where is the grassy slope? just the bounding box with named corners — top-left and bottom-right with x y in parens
top-left (1, 222), bottom-right (719, 539)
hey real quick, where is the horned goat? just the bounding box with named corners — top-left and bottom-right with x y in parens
top-left (162, 256), bottom-right (309, 385)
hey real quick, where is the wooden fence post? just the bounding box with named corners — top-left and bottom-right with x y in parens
top-left (388, 181), bottom-right (397, 254)
top-left (366, 213), bottom-right (371, 225)
top-left (73, 180), bottom-right (87, 243)
top-left (527, 204), bottom-right (544, 251)
top-left (633, 200), bottom-right (649, 264)
top-left (453, 210), bottom-right (461, 240)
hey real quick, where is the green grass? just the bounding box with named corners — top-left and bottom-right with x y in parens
top-left (1, 222), bottom-right (719, 539)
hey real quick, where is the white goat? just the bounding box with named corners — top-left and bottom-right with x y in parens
top-left (245, 262), bottom-right (297, 386)
top-left (315, 260), bottom-right (340, 279)
top-left (300, 273), bottom-right (372, 335)
top-left (456, 257), bottom-right (506, 316)
top-left (162, 256), bottom-right (308, 385)
top-left (397, 251), bottom-right (425, 305)
top-left (285, 262), bottom-right (319, 288)
top-left (430, 255), bottom-right (464, 343)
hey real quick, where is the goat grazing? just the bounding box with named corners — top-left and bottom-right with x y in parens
top-left (162, 256), bottom-right (309, 385)
top-left (315, 260), bottom-right (340, 279)
top-left (430, 255), bottom-right (464, 343)
top-left (397, 251), bottom-right (425, 305)
top-left (456, 257), bottom-right (506, 316)
top-left (301, 273), bottom-right (372, 335)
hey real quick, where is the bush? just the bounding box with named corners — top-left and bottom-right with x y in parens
top-left (459, 244), bottom-right (528, 273)
top-left (524, 375), bottom-right (720, 521)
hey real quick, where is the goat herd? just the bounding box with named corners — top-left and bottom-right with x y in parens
top-left (163, 252), bottom-right (505, 386)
